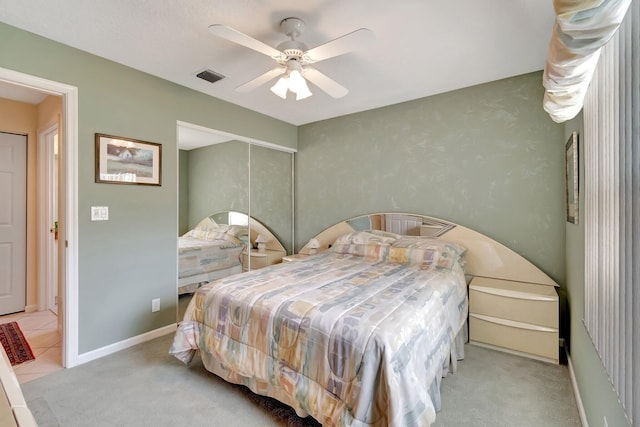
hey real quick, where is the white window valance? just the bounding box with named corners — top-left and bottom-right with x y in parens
top-left (542, 0), bottom-right (632, 123)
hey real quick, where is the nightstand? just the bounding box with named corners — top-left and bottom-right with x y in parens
top-left (242, 248), bottom-right (285, 271)
top-left (468, 276), bottom-right (559, 364)
top-left (282, 254), bottom-right (311, 263)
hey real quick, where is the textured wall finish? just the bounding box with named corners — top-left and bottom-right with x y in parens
top-left (250, 145), bottom-right (293, 253)
top-left (187, 141), bottom-right (249, 227)
top-left (184, 143), bottom-right (294, 254)
top-left (297, 71), bottom-right (565, 283)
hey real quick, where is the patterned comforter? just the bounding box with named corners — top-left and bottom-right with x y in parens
top-left (171, 251), bottom-right (468, 426)
top-left (178, 236), bottom-right (244, 286)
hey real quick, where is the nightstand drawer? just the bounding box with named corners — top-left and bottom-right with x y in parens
top-left (469, 277), bottom-right (558, 328)
top-left (249, 255), bottom-right (268, 269)
top-left (242, 249), bottom-right (285, 271)
top-left (470, 313), bottom-right (558, 362)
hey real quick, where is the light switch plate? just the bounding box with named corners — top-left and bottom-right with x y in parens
top-left (91, 206), bottom-right (109, 221)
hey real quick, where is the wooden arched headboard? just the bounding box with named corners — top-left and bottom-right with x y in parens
top-left (300, 212), bottom-right (557, 287)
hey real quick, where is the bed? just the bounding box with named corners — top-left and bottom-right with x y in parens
top-left (178, 216), bottom-right (247, 295)
top-left (171, 213), bottom-right (558, 426)
top-left (179, 212), bottom-right (288, 294)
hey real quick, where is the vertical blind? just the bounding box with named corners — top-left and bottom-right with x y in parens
top-left (583, 1), bottom-right (638, 424)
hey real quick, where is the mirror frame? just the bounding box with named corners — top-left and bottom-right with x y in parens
top-left (565, 132), bottom-right (579, 224)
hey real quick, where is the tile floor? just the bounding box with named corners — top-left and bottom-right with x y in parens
top-left (0, 310), bottom-right (63, 384)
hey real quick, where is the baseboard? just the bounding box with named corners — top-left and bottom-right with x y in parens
top-left (566, 350), bottom-right (589, 427)
top-left (469, 340), bottom-right (558, 365)
top-left (24, 305), bottom-right (38, 313)
top-left (74, 323), bottom-right (177, 366)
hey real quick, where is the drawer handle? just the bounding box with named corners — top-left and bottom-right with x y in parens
top-left (470, 313), bottom-right (557, 332)
top-left (470, 285), bottom-right (556, 301)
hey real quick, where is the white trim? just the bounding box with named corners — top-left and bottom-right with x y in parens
top-left (567, 353), bottom-right (589, 427)
top-left (37, 123), bottom-right (58, 313)
top-left (0, 67), bottom-right (79, 369)
top-left (24, 304), bottom-right (38, 313)
top-left (176, 120), bottom-right (297, 154)
top-left (74, 324), bottom-right (177, 366)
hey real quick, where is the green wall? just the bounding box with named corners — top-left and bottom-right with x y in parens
top-left (250, 145), bottom-right (293, 253)
top-left (178, 150), bottom-right (189, 235)
top-left (0, 22), bottom-right (296, 353)
top-left (184, 142), bottom-right (294, 253)
top-left (297, 71), bottom-right (566, 284)
top-left (187, 141), bottom-right (249, 227)
top-left (563, 114), bottom-right (631, 426)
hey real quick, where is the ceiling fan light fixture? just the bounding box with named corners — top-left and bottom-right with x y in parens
top-left (270, 76), bottom-right (289, 99)
top-left (269, 69), bottom-right (312, 100)
top-left (288, 70), bottom-right (312, 99)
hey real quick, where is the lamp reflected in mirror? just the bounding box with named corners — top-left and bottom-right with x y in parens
top-left (307, 238), bottom-right (321, 255)
top-left (255, 234), bottom-right (267, 252)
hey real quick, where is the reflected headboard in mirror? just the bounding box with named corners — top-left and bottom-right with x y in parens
top-left (209, 211), bottom-right (286, 253)
top-left (300, 212), bottom-right (557, 287)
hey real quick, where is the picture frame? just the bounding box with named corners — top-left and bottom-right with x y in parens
top-left (565, 131), bottom-right (579, 224)
top-left (95, 133), bottom-right (162, 186)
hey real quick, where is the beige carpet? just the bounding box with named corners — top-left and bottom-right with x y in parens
top-left (22, 333), bottom-right (581, 426)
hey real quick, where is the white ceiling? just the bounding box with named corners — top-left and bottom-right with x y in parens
top-left (0, 80), bottom-right (48, 104)
top-left (0, 1), bottom-right (556, 127)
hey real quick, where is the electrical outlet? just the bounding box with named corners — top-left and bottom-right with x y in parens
top-left (151, 298), bottom-right (160, 312)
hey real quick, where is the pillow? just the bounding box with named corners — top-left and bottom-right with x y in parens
top-left (333, 230), bottom-right (399, 246)
top-left (392, 237), bottom-right (466, 257)
top-left (183, 228), bottom-right (210, 240)
top-left (331, 242), bottom-right (390, 262)
top-left (389, 237), bottom-right (466, 270)
top-left (220, 234), bottom-right (243, 246)
top-left (192, 217), bottom-right (218, 232)
top-left (226, 224), bottom-right (248, 237)
top-left (182, 228), bottom-right (243, 245)
top-left (184, 218), bottom-right (247, 241)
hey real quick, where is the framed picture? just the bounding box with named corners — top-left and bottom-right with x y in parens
top-left (95, 133), bottom-right (161, 186)
top-left (565, 132), bottom-right (579, 224)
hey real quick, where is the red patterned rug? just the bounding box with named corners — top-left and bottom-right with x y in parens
top-left (0, 321), bottom-right (35, 366)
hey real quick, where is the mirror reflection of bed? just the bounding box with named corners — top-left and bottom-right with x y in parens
top-left (172, 212), bottom-right (560, 426)
top-left (177, 211), bottom-right (286, 319)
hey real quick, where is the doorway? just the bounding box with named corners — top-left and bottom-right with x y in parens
top-left (0, 67), bottom-right (79, 368)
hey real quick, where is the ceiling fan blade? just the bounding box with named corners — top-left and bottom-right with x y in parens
top-left (302, 67), bottom-right (348, 98)
top-left (209, 24), bottom-right (285, 60)
top-left (235, 67), bottom-right (285, 92)
top-left (303, 28), bottom-right (374, 63)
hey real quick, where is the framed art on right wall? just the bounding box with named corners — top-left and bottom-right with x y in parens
top-left (565, 131), bottom-right (579, 224)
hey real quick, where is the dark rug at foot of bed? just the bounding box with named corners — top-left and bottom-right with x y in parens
top-left (234, 383), bottom-right (321, 426)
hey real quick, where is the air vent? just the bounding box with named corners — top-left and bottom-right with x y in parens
top-left (196, 69), bottom-right (225, 84)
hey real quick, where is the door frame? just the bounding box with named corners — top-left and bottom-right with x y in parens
top-left (0, 68), bottom-right (79, 368)
top-left (38, 123), bottom-right (59, 314)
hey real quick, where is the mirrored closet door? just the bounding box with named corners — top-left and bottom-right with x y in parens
top-left (177, 122), bottom-right (294, 319)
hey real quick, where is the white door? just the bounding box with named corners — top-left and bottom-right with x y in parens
top-left (44, 128), bottom-right (59, 314)
top-left (0, 132), bottom-right (27, 315)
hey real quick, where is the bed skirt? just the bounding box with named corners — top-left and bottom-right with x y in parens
top-left (178, 265), bottom-right (242, 295)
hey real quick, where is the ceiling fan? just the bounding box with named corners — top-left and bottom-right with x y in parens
top-left (209, 17), bottom-right (373, 100)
